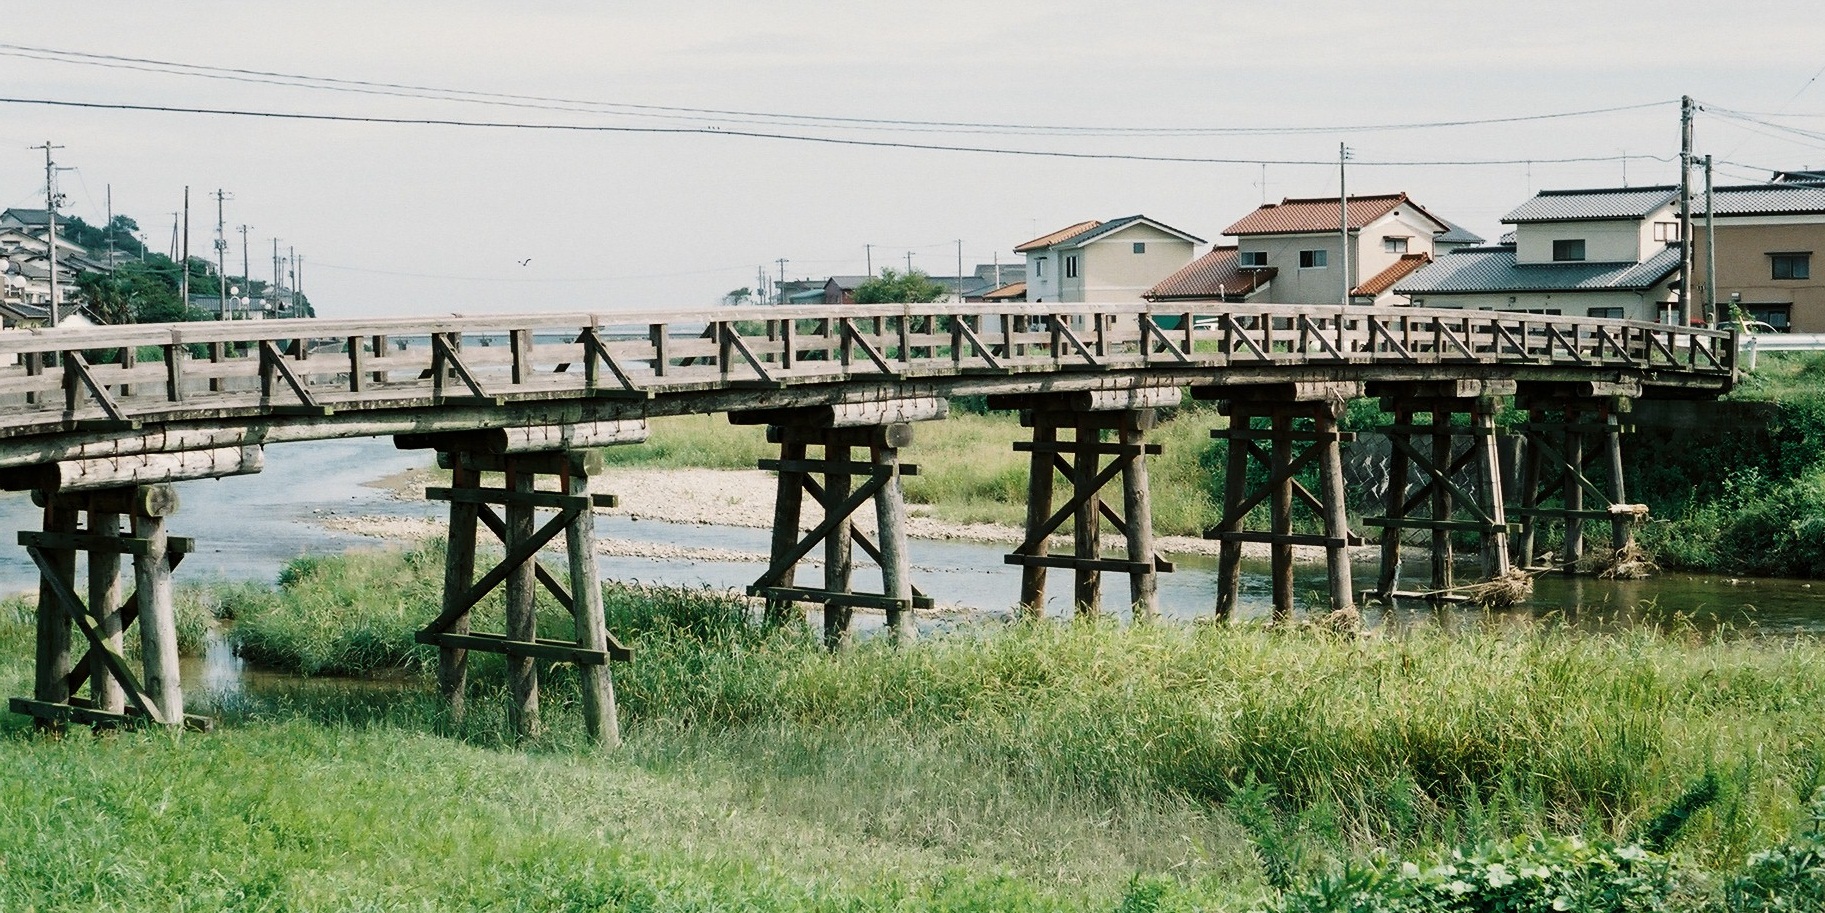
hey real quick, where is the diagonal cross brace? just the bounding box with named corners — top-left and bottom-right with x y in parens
top-left (65, 549), bottom-right (188, 696)
top-left (475, 504), bottom-right (574, 615)
top-left (420, 507), bottom-right (578, 636)
top-left (1527, 433), bottom-right (1617, 507)
top-left (260, 339), bottom-right (320, 408)
top-left (578, 327), bottom-right (641, 392)
top-left (61, 352), bottom-right (128, 422)
top-left (1139, 315), bottom-right (1191, 363)
top-left (1386, 434), bottom-right (1498, 526)
top-left (754, 468), bottom-right (893, 588)
top-left (1396, 440), bottom-right (1480, 518)
top-left (431, 333), bottom-right (492, 400)
top-left (1012, 457), bottom-right (1127, 554)
top-left (840, 318), bottom-right (895, 373)
top-left (953, 318), bottom-right (1004, 368)
top-left (26, 546), bottom-right (162, 725)
top-left (719, 323), bottom-right (776, 382)
top-left (800, 475), bottom-right (932, 603)
top-left (1049, 316), bottom-right (1100, 366)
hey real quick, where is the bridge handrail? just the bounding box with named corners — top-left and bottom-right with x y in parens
top-left (0, 302), bottom-right (1735, 443)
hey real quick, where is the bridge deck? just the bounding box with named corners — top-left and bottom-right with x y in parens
top-left (0, 302), bottom-right (1733, 469)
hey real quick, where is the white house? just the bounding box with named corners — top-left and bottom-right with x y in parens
top-left (1395, 186), bottom-right (1682, 322)
top-left (1221, 193), bottom-right (1464, 306)
top-left (1014, 215), bottom-right (1203, 303)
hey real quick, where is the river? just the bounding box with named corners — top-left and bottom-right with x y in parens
top-left (3, 437), bottom-right (1822, 639)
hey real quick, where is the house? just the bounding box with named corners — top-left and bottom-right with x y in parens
top-left (1692, 178), bottom-right (1825, 331)
top-left (1014, 215), bottom-right (1203, 303)
top-left (1221, 193), bottom-right (1457, 306)
top-left (1144, 246), bottom-right (1276, 303)
top-left (1395, 186), bottom-right (1682, 321)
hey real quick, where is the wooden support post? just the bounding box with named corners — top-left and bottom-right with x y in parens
top-left (1214, 405), bottom-right (1250, 622)
top-left (873, 442), bottom-right (915, 643)
top-left (1316, 405), bottom-right (1354, 612)
top-left (1120, 412), bottom-right (1159, 619)
top-left (1017, 415), bottom-right (1055, 619)
top-left (765, 439), bottom-right (808, 627)
top-left (1072, 416), bottom-right (1102, 617)
top-left (1563, 419), bottom-right (1585, 574)
top-left (1270, 409), bottom-right (1295, 621)
top-left (440, 462), bottom-right (479, 725)
top-left (1376, 407), bottom-right (1411, 600)
top-left (1473, 402), bottom-right (1511, 578)
top-left (1430, 408), bottom-right (1454, 593)
top-left (565, 452), bottom-right (618, 747)
top-left (823, 443), bottom-right (854, 651)
top-left (1606, 410), bottom-right (1633, 554)
top-left (1515, 411), bottom-right (1543, 569)
top-left (33, 502), bottom-right (76, 731)
top-left (133, 508), bottom-right (182, 726)
top-left (504, 460), bottom-right (541, 742)
top-left (88, 506), bottom-right (125, 715)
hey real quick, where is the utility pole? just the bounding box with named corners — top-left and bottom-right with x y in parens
top-left (180, 186), bottom-right (191, 316)
top-left (1704, 154), bottom-right (1717, 325)
top-left (865, 243), bottom-right (873, 277)
top-left (105, 184), bottom-right (114, 264)
top-left (1339, 142), bottom-right (1352, 308)
top-left (168, 213), bottom-right (179, 260)
top-left (904, 251), bottom-right (913, 273)
top-left (272, 238), bottom-right (281, 298)
top-left (774, 258), bottom-right (788, 305)
top-left (289, 245), bottom-right (297, 316)
top-left (238, 224), bottom-right (252, 319)
top-left (32, 141), bottom-right (64, 326)
top-left (956, 239), bottom-right (964, 295)
top-left (1678, 94), bottom-right (1695, 325)
top-left (756, 266), bottom-right (766, 306)
top-left (213, 189), bottom-right (231, 320)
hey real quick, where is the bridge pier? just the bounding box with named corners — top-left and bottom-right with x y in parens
top-left (995, 388), bottom-right (1178, 621)
top-left (1197, 382), bottom-right (1361, 621)
top-left (733, 399), bottom-right (945, 649)
top-left (399, 422), bottom-right (644, 747)
top-left (1364, 382), bottom-right (1513, 602)
top-left (8, 484), bottom-right (208, 732)
top-left (1510, 385), bottom-right (1642, 572)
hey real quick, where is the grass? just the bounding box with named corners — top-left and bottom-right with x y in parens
top-left (6, 546), bottom-right (1824, 909)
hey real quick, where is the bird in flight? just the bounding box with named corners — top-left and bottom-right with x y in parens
top-left (519, 258), bottom-right (532, 266)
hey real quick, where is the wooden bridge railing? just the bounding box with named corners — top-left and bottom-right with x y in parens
top-left (0, 302), bottom-right (1734, 438)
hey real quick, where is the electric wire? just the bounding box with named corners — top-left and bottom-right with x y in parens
top-left (0, 96), bottom-right (1661, 168)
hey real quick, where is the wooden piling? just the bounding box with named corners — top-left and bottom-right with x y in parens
top-left (1017, 416), bottom-right (1055, 620)
top-left (1429, 409), bottom-right (1454, 593)
top-left (1515, 411), bottom-right (1543, 569)
top-left (1214, 406), bottom-right (1250, 622)
top-left (88, 506), bottom-right (125, 715)
top-left (1119, 412), bottom-right (1159, 619)
top-left (565, 452), bottom-right (618, 747)
top-left (503, 461), bottom-right (541, 742)
top-left (1269, 410), bottom-right (1294, 621)
top-left (33, 502), bottom-right (75, 730)
top-left (1473, 402), bottom-right (1510, 578)
top-left (1605, 410), bottom-right (1633, 553)
top-left (873, 442), bottom-right (915, 643)
top-left (1563, 423), bottom-right (1585, 574)
top-left (439, 462), bottom-right (479, 725)
top-left (1376, 407), bottom-right (1411, 599)
top-left (1072, 416), bottom-right (1102, 617)
top-left (1316, 405), bottom-right (1354, 612)
top-left (132, 509), bottom-right (182, 726)
top-left (765, 439), bottom-right (808, 627)
top-left (823, 444), bottom-right (854, 651)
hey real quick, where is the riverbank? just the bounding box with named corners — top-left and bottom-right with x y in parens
top-left (6, 555), bottom-right (1825, 910)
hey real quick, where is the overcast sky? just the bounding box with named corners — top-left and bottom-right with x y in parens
top-left (7, 2), bottom-right (1824, 317)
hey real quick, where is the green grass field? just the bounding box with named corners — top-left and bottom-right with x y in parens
top-left (5, 548), bottom-right (1825, 910)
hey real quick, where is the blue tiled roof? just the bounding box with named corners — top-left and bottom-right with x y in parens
top-left (1504, 187), bottom-right (1678, 223)
top-left (1435, 220), bottom-right (1485, 244)
top-left (1697, 184), bottom-right (1825, 216)
top-left (1059, 214), bottom-right (1205, 247)
top-left (1394, 244), bottom-right (1681, 295)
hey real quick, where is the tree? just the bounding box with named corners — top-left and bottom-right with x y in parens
top-left (852, 268), bottom-right (947, 304)
top-left (723, 287), bottom-right (754, 306)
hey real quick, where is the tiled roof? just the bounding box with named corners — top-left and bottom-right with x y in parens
top-left (1059, 214), bottom-right (1205, 247)
top-left (1015, 220), bottom-right (1102, 252)
top-left (0, 208), bottom-right (51, 226)
top-left (1352, 254), bottom-right (1432, 297)
top-left (1696, 183), bottom-right (1825, 216)
top-left (1394, 244), bottom-right (1681, 295)
top-left (981, 281), bottom-right (1027, 300)
top-left (1503, 186), bottom-right (1677, 223)
top-left (1436, 220), bottom-right (1485, 245)
top-left (1224, 193), bottom-right (1443, 236)
top-left (1144, 246), bottom-right (1275, 301)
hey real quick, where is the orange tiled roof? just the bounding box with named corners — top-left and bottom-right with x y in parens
top-left (1014, 220), bottom-right (1102, 252)
top-left (1144, 246), bottom-right (1275, 301)
top-left (1352, 254), bottom-right (1433, 297)
top-left (1225, 193), bottom-right (1434, 236)
top-left (981, 281), bottom-right (1027, 300)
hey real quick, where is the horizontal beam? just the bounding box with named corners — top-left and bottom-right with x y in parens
top-left (9, 697), bottom-right (213, 732)
top-left (424, 486), bottom-right (613, 511)
top-left (18, 531), bottom-right (196, 556)
top-left (1204, 531), bottom-right (1364, 547)
top-left (1002, 554), bottom-right (1173, 574)
top-left (414, 630), bottom-right (630, 664)
top-left (747, 585), bottom-right (930, 612)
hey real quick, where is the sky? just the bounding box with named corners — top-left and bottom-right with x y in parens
top-left (6, 2), bottom-right (1825, 318)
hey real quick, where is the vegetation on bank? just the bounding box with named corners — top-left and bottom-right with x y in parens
top-left (6, 546), bottom-right (1823, 908)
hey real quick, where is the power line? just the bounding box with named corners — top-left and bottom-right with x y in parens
top-left (0, 96), bottom-right (1662, 168)
top-left (0, 43), bottom-right (1675, 139)
top-left (309, 259), bottom-right (756, 283)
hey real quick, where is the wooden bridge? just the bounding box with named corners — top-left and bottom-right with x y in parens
top-left (0, 302), bottom-right (1735, 744)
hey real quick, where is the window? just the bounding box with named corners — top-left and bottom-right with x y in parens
top-left (1552, 239), bottom-right (1586, 262)
top-left (1772, 253), bottom-right (1811, 280)
top-left (1587, 307), bottom-right (1625, 319)
top-left (1298, 249), bottom-right (1328, 269)
top-left (1653, 222), bottom-right (1681, 242)
top-left (1132, 242), bottom-right (1146, 254)
top-left (1747, 304), bottom-right (1793, 329)
top-left (1238, 250), bottom-right (1267, 267)
top-left (1064, 255), bottom-right (1078, 279)
top-left (1034, 257), bottom-right (1045, 277)
top-left (1383, 237), bottom-right (1409, 254)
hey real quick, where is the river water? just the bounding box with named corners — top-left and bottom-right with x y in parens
top-left (3, 437), bottom-right (1822, 643)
